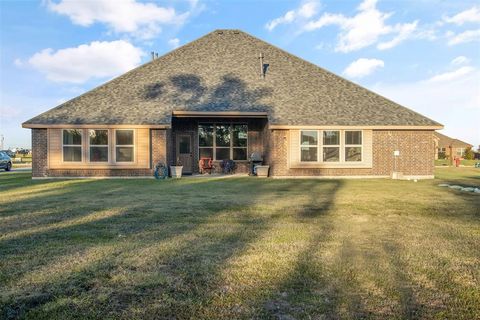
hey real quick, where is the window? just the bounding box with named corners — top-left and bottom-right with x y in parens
top-left (198, 123), bottom-right (248, 160)
top-left (89, 129), bottom-right (108, 162)
top-left (215, 124), bottom-right (230, 160)
top-left (63, 129), bottom-right (82, 162)
top-left (456, 148), bottom-right (465, 157)
top-left (115, 130), bottom-right (134, 162)
top-left (199, 124), bottom-right (214, 159)
top-left (232, 124), bottom-right (248, 160)
top-left (323, 131), bottom-right (340, 162)
top-left (345, 131), bottom-right (362, 162)
top-left (300, 131), bottom-right (318, 161)
top-left (299, 130), bottom-right (364, 164)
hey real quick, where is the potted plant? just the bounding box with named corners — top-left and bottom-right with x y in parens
top-left (170, 158), bottom-right (183, 178)
top-left (255, 165), bottom-right (270, 178)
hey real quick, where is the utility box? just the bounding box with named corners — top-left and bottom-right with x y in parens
top-left (392, 172), bottom-right (404, 180)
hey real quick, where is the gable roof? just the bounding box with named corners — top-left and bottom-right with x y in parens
top-left (434, 132), bottom-right (472, 148)
top-left (23, 29), bottom-right (442, 128)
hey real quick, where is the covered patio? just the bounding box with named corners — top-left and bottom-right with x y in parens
top-left (168, 112), bottom-right (269, 175)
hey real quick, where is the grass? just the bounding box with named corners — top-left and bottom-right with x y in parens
top-left (435, 159), bottom-right (478, 166)
top-left (12, 163), bottom-right (32, 169)
top-left (0, 168), bottom-right (479, 319)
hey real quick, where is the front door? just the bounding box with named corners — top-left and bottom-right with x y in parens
top-left (176, 134), bottom-right (193, 174)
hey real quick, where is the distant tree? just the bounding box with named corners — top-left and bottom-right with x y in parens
top-left (464, 147), bottom-right (474, 160)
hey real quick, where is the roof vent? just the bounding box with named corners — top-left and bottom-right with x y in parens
top-left (217, 30), bottom-right (224, 35)
top-left (151, 52), bottom-right (160, 61)
top-left (258, 53), bottom-right (269, 79)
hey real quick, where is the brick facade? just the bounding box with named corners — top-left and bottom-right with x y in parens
top-left (30, 125), bottom-right (435, 178)
top-left (32, 129), bottom-right (48, 177)
top-left (151, 129), bottom-right (168, 168)
top-left (372, 130), bottom-right (435, 176)
top-left (268, 129), bottom-right (435, 177)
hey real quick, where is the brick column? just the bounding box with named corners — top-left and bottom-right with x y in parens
top-left (151, 129), bottom-right (167, 168)
top-left (32, 129), bottom-right (48, 177)
top-left (269, 129), bottom-right (289, 176)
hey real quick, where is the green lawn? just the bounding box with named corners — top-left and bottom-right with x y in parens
top-left (435, 159), bottom-right (478, 167)
top-left (1, 169), bottom-right (479, 319)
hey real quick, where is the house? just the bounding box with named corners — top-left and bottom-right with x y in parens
top-left (23, 29), bottom-right (442, 179)
top-left (434, 132), bottom-right (473, 160)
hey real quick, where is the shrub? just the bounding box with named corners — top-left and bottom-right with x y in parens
top-left (464, 147), bottom-right (474, 160)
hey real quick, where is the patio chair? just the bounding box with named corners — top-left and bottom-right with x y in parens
top-left (199, 157), bottom-right (214, 174)
top-left (220, 159), bottom-right (236, 174)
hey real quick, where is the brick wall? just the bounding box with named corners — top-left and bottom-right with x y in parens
top-left (268, 129), bottom-right (435, 177)
top-left (151, 129), bottom-right (167, 168)
top-left (32, 129), bottom-right (48, 177)
top-left (372, 130), bottom-right (435, 176)
top-left (46, 169), bottom-right (153, 177)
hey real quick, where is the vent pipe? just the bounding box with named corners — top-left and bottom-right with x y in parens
top-left (151, 51), bottom-right (155, 61)
top-left (259, 53), bottom-right (264, 79)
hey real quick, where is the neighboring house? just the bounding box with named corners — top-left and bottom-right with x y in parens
top-left (434, 132), bottom-right (472, 160)
top-left (23, 29), bottom-right (442, 179)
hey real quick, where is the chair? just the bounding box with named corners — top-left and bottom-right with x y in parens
top-left (220, 159), bottom-right (236, 174)
top-left (199, 158), bottom-right (214, 174)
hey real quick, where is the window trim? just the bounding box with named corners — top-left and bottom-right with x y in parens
top-left (299, 129), bottom-right (364, 164)
top-left (344, 130), bottom-right (363, 162)
top-left (322, 130), bottom-right (341, 163)
top-left (114, 129), bottom-right (136, 163)
top-left (62, 129), bottom-right (83, 163)
top-left (300, 130), bottom-right (319, 162)
top-left (88, 129), bottom-right (110, 163)
top-left (198, 122), bottom-right (248, 161)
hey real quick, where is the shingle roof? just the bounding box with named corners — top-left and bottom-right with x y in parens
top-left (434, 132), bottom-right (472, 148)
top-left (23, 29), bottom-right (442, 127)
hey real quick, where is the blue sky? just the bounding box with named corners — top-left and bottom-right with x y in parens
top-left (1, 0), bottom-right (479, 149)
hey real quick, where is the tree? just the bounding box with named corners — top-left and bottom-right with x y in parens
top-left (464, 147), bottom-right (474, 160)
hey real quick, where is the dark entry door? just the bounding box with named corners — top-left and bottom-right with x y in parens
top-left (176, 134), bottom-right (193, 174)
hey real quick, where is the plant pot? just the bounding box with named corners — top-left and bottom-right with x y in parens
top-left (170, 166), bottom-right (183, 178)
top-left (255, 165), bottom-right (269, 178)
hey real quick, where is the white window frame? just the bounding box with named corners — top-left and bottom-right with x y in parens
top-left (344, 130), bottom-right (363, 162)
top-left (198, 123), bottom-right (248, 161)
top-left (299, 130), bottom-right (319, 162)
top-left (88, 129), bottom-right (110, 163)
top-left (62, 129), bottom-right (83, 163)
top-left (114, 129), bottom-right (135, 163)
top-left (299, 130), bottom-right (364, 164)
top-left (322, 130), bottom-right (341, 163)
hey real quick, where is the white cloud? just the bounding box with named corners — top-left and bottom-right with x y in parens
top-left (14, 58), bottom-right (24, 67)
top-left (443, 6), bottom-right (480, 25)
top-left (372, 69), bottom-right (480, 146)
top-left (447, 29), bottom-right (480, 45)
top-left (377, 21), bottom-right (418, 50)
top-left (28, 40), bottom-right (144, 83)
top-left (266, 1), bottom-right (319, 31)
top-left (47, 0), bottom-right (190, 39)
top-left (304, 0), bottom-right (417, 52)
top-left (168, 38), bottom-right (180, 49)
top-left (425, 66), bottom-right (475, 83)
top-left (451, 56), bottom-right (470, 65)
top-left (343, 58), bottom-right (384, 78)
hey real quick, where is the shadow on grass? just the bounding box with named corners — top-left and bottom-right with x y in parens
top-left (0, 175), bottom-right (343, 319)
